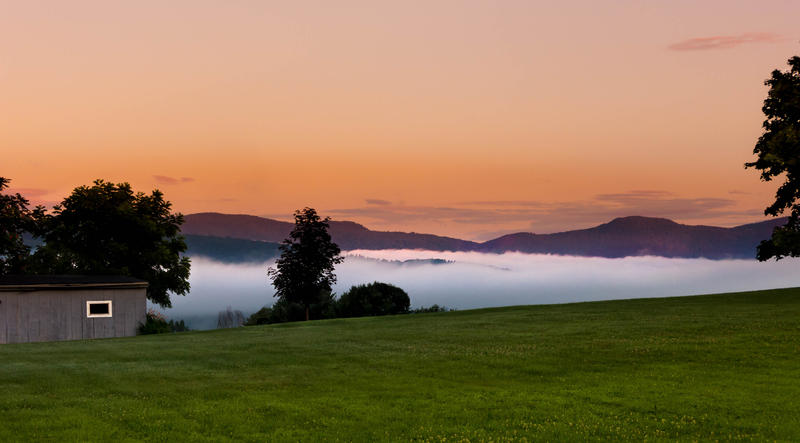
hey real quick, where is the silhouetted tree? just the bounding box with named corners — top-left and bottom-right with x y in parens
top-left (268, 207), bottom-right (343, 321)
top-left (746, 55), bottom-right (800, 260)
top-left (337, 282), bottom-right (410, 317)
top-left (33, 179), bottom-right (190, 307)
top-left (0, 177), bottom-right (44, 275)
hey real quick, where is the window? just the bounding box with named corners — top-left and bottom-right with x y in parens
top-left (87, 301), bottom-right (112, 318)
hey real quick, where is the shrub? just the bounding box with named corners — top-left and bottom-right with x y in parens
top-left (411, 304), bottom-right (451, 313)
top-left (245, 284), bottom-right (422, 325)
top-left (246, 292), bottom-right (337, 326)
top-left (169, 319), bottom-right (190, 332)
top-left (245, 306), bottom-right (274, 326)
top-left (138, 309), bottom-right (190, 334)
top-left (138, 309), bottom-right (171, 335)
top-left (337, 282), bottom-right (410, 318)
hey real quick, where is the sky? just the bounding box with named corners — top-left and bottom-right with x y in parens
top-left (2, 1), bottom-right (799, 240)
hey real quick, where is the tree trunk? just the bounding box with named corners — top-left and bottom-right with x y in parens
top-left (305, 306), bottom-right (309, 321)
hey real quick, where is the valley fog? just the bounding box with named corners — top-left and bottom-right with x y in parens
top-left (159, 251), bottom-right (800, 329)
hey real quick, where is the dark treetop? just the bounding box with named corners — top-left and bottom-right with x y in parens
top-left (32, 180), bottom-right (190, 307)
top-left (268, 207), bottom-right (343, 321)
top-left (0, 177), bottom-right (44, 275)
top-left (746, 55), bottom-right (800, 260)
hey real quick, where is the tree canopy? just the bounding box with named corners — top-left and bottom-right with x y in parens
top-left (0, 177), bottom-right (44, 275)
top-left (268, 207), bottom-right (343, 321)
top-left (33, 179), bottom-right (191, 307)
top-left (746, 55), bottom-right (800, 260)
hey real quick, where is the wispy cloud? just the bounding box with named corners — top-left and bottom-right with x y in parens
top-left (596, 190), bottom-right (673, 199)
top-left (327, 190), bottom-right (761, 240)
top-left (456, 200), bottom-right (544, 207)
top-left (5, 187), bottom-right (60, 209)
top-left (154, 175), bottom-right (195, 185)
top-left (366, 199), bottom-right (391, 205)
top-left (329, 205), bottom-right (526, 226)
top-left (668, 33), bottom-right (783, 51)
top-left (6, 187), bottom-right (50, 198)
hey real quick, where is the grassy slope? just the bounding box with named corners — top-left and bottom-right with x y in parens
top-left (2, 288), bottom-right (799, 441)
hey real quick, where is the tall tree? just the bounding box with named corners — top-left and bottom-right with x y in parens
top-left (0, 177), bottom-right (44, 275)
top-left (746, 55), bottom-right (800, 260)
top-left (34, 179), bottom-right (191, 307)
top-left (268, 207), bottom-right (343, 321)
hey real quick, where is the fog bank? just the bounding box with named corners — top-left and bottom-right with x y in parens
top-left (158, 251), bottom-right (800, 329)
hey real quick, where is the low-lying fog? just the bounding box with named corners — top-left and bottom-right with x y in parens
top-left (158, 250), bottom-right (800, 329)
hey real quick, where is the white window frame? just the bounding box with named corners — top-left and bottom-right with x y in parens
top-left (87, 300), bottom-right (113, 318)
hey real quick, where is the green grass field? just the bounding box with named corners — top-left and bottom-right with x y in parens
top-left (2, 288), bottom-right (799, 441)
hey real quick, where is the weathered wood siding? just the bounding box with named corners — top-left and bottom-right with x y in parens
top-left (0, 288), bottom-right (146, 344)
top-left (0, 296), bottom-right (6, 344)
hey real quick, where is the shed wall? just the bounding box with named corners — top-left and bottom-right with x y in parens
top-left (0, 288), bottom-right (146, 344)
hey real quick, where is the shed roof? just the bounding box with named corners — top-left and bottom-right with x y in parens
top-left (0, 275), bottom-right (148, 291)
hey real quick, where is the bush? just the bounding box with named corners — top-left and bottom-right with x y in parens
top-left (246, 292), bottom-right (337, 326)
top-left (169, 319), bottom-right (190, 332)
top-left (337, 282), bottom-right (410, 318)
top-left (411, 304), bottom-right (451, 313)
top-left (138, 309), bottom-right (191, 334)
top-left (138, 309), bottom-right (171, 334)
top-left (245, 306), bottom-right (274, 326)
top-left (245, 283), bottom-right (427, 326)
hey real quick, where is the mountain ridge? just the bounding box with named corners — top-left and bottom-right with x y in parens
top-left (182, 212), bottom-right (479, 251)
top-left (182, 212), bottom-right (786, 260)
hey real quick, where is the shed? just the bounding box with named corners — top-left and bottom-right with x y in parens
top-left (0, 275), bottom-right (148, 344)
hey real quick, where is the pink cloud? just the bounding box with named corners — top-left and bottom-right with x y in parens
top-left (4, 187), bottom-right (60, 209)
top-left (669, 33), bottom-right (783, 51)
top-left (154, 175), bottom-right (195, 185)
top-left (327, 189), bottom-right (762, 238)
top-left (6, 187), bottom-right (50, 198)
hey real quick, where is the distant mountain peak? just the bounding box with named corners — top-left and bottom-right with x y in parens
top-left (603, 216), bottom-right (681, 229)
top-left (330, 220), bottom-right (369, 231)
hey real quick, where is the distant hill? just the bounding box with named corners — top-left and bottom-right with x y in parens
top-left (182, 213), bottom-right (478, 251)
top-left (182, 213), bottom-right (787, 260)
top-left (183, 234), bottom-right (280, 264)
top-left (182, 213), bottom-right (292, 243)
top-left (478, 216), bottom-right (787, 259)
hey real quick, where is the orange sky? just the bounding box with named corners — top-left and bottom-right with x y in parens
top-left (2, 1), bottom-right (799, 240)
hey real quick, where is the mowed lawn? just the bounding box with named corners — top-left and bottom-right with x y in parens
top-left (2, 289), bottom-right (800, 441)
